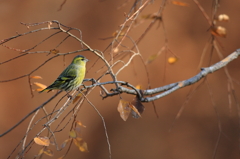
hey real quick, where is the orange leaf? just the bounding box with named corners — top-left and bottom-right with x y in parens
top-left (33, 82), bottom-right (47, 91)
top-left (117, 99), bottom-right (131, 121)
top-left (130, 96), bottom-right (145, 118)
top-left (172, 1), bottom-right (189, 6)
top-left (76, 121), bottom-right (86, 128)
top-left (69, 130), bottom-right (77, 138)
top-left (73, 137), bottom-right (89, 152)
top-left (34, 136), bottom-right (50, 146)
top-left (135, 84), bottom-right (142, 90)
top-left (30, 75), bottom-right (42, 79)
top-left (168, 57), bottom-right (178, 64)
top-left (43, 148), bottom-right (54, 156)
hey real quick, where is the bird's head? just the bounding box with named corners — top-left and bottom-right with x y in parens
top-left (72, 55), bottom-right (89, 65)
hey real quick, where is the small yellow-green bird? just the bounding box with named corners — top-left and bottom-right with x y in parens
top-left (40, 55), bottom-right (89, 93)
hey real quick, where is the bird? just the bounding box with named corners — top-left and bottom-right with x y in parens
top-left (40, 55), bottom-right (89, 93)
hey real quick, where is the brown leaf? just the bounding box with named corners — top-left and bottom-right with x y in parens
top-left (34, 136), bottom-right (50, 146)
top-left (74, 137), bottom-right (89, 152)
top-left (172, 1), bottom-right (189, 6)
top-left (129, 103), bottom-right (142, 118)
top-left (131, 96), bottom-right (145, 118)
top-left (117, 99), bottom-right (131, 121)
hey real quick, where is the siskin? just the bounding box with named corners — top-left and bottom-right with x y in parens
top-left (40, 55), bottom-right (89, 93)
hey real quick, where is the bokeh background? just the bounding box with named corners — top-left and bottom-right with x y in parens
top-left (0, 0), bottom-right (240, 159)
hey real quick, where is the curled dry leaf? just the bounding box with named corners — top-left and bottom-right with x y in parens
top-left (34, 136), bottom-right (50, 146)
top-left (129, 103), bottom-right (142, 118)
top-left (117, 99), bottom-right (131, 121)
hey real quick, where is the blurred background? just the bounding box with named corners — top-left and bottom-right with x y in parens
top-left (0, 0), bottom-right (240, 159)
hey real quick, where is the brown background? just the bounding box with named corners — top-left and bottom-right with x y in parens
top-left (0, 0), bottom-right (240, 159)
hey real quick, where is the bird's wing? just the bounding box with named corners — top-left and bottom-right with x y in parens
top-left (57, 75), bottom-right (76, 82)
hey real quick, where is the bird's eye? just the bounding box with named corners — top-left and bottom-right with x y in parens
top-left (81, 58), bottom-right (85, 61)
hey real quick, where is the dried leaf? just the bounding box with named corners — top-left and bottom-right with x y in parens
top-left (117, 99), bottom-right (131, 121)
top-left (146, 54), bottom-right (158, 64)
top-left (73, 94), bottom-right (83, 104)
top-left (43, 149), bottom-right (54, 156)
top-left (33, 82), bottom-right (47, 91)
top-left (30, 75), bottom-right (42, 79)
top-left (50, 49), bottom-right (60, 54)
top-left (34, 136), bottom-right (50, 146)
top-left (73, 137), bottom-right (89, 152)
top-left (172, 1), bottom-right (189, 6)
top-left (168, 57), bottom-right (178, 64)
top-left (76, 121), bottom-right (86, 128)
top-left (217, 14), bottom-right (229, 22)
top-left (61, 139), bottom-right (71, 148)
top-left (211, 26), bottom-right (227, 38)
top-left (129, 103), bottom-right (142, 118)
top-left (131, 96), bottom-right (145, 118)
